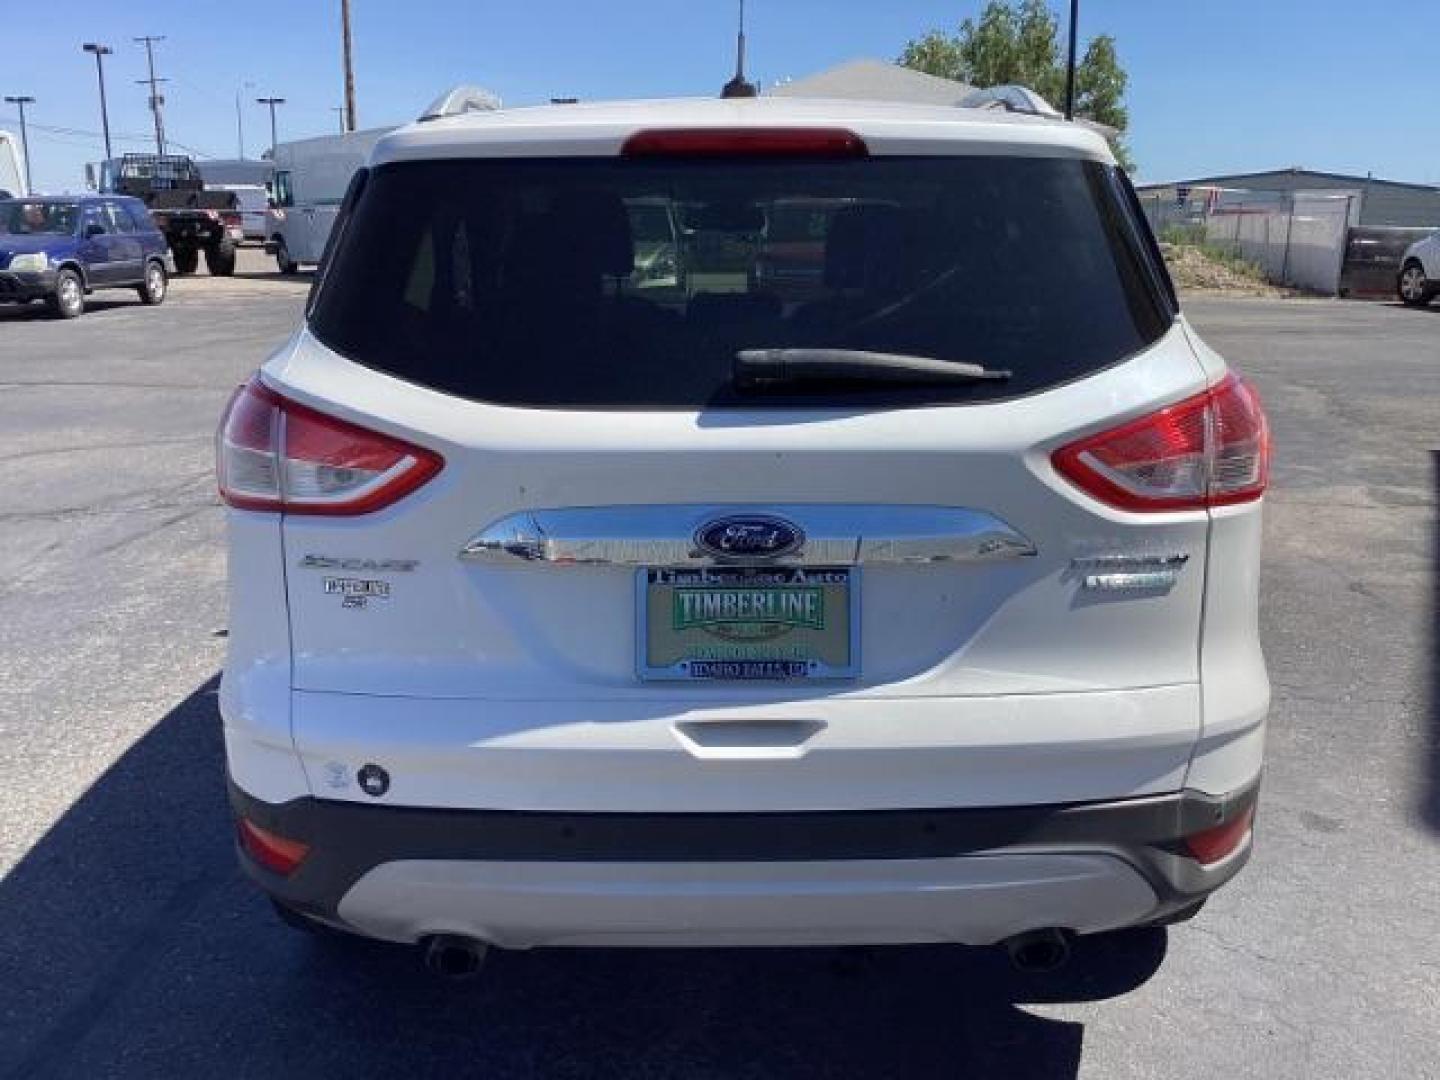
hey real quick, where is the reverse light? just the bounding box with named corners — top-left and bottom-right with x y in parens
top-left (621, 127), bottom-right (869, 158)
top-left (237, 818), bottom-right (311, 876)
top-left (217, 375), bottom-right (443, 515)
top-left (1052, 374), bottom-right (1269, 512)
top-left (1183, 805), bottom-right (1256, 866)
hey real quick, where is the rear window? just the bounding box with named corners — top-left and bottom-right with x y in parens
top-left (309, 156), bottom-right (1172, 410)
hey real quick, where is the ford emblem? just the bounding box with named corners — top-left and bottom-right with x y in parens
top-left (694, 515), bottom-right (805, 561)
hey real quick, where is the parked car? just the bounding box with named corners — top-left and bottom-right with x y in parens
top-left (1397, 230), bottom-right (1439, 306)
top-left (209, 183), bottom-right (271, 244)
top-left (217, 93), bottom-right (1270, 977)
top-left (0, 194), bottom-right (168, 318)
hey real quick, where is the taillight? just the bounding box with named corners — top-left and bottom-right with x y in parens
top-left (237, 818), bottom-right (310, 876)
top-left (216, 376), bottom-right (443, 515)
top-left (1183, 805), bottom-right (1255, 866)
top-left (1052, 374), bottom-right (1269, 512)
top-left (621, 127), bottom-right (868, 158)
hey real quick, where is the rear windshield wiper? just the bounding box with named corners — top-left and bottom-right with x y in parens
top-left (735, 349), bottom-right (1011, 389)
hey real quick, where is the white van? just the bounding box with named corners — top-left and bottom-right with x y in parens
top-left (0, 131), bottom-right (25, 197)
top-left (265, 128), bottom-right (396, 273)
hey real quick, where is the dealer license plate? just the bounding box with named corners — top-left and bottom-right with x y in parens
top-left (637, 566), bottom-right (859, 681)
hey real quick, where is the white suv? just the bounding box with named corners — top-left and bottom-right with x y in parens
top-left (217, 96), bottom-right (1270, 975)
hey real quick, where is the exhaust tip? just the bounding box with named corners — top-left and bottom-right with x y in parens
top-left (1004, 928), bottom-right (1072, 974)
top-left (422, 934), bottom-right (489, 981)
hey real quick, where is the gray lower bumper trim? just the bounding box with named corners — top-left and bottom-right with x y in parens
top-left (230, 777), bottom-right (1260, 926)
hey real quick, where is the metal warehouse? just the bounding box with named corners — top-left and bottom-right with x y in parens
top-left (1137, 168), bottom-right (1440, 229)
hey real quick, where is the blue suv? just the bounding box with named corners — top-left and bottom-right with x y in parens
top-left (0, 194), bottom-right (169, 318)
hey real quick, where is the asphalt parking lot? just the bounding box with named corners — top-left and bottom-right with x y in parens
top-left (1, 263), bottom-right (1437, 1079)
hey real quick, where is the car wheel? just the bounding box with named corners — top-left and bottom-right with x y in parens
top-left (275, 238), bottom-right (298, 275)
top-left (46, 269), bottom-right (85, 319)
top-left (138, 260), bottom-right (168, 305)
top-left (172, 245), bottom-right (199, 275)
top-left (1398, 261), bottom-right (1432, 307)
top-left (205, 241), bottom-right (237, 277)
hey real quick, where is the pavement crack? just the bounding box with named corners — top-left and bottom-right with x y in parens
top-left (0, 436), bottom-right (211, 465)
top-left (0, 380), bottom-right (222, 392)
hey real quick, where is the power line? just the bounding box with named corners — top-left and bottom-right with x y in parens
top-left (0, 115), bottom-right (217, 159)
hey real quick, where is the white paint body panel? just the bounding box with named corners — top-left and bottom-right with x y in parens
top-left (374, 96), bottom-right (1115, 166)
top-left (293, 684), bottom-right (1199, 812)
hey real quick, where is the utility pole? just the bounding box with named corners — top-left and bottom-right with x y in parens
top-left (82, 43), bottom-right (114, 160)
top-left (332, 106), bottom-right (346, 134)
top-left (1063, 0), bottom-right (1079, 120)
top-left (340, 0), bottom-right (357, 132)
top-left (256, 97), bottom-right (285, 161)
top-left (134, 35), bottom-right (168, 154)
top-left (3, 95), bottom-right (35, 192)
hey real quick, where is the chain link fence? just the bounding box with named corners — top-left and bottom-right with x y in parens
top-left (1139, 186), bottom-right (1359, 295)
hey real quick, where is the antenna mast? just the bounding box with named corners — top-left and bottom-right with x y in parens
top-left (721, 0), bottom-right (757, 98)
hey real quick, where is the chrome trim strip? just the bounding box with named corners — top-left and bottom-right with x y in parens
top-left (459, 506), bottom-right (1037, 567)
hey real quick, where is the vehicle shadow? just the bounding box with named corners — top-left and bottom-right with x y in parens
top-left (0, 677), bottom-right (1167, 1079)
top-left (1380, 301), bottom-right (1440, 314)
top-left (0, 297), bottom-right (143, 321)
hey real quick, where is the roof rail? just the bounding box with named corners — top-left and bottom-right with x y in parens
top-left (418, 85), bottom-right (503, 123)
top-left (959, 85), bottom-right (1062, 119)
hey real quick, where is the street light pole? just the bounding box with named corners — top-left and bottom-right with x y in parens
top-left (255, 97), bottom-right (286, 161)
top-left (3, 95), bottom-right (35, 192)
top-left (1063, 0), bottom-right (1079, 121)
top-left (332, 106), bottom-right (345, 134)
top-left (235, 81), bottom-right (254, 159)
top-left (82, 43), bottom-right (114, 160)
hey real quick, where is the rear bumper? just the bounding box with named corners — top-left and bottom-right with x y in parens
top-left (230, 776), bottom-right (1259, 947)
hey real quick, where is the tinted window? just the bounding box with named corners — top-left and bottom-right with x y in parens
top-left (310, 157), bottom-right (1172, 410)
top-left (124, 203), bottom-right (156, 233)
top-left (103, 203), bottom-right (134, 233)
top-left (0, 201), bottom-right (79, 235)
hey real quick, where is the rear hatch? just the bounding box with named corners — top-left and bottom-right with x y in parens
top-left (257, 142), bottom-right (1213, 811)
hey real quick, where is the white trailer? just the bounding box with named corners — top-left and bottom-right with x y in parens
top-left (0, 131), bottom-right (25, 197)
top-left (264, 127), bottom-right (395, 273)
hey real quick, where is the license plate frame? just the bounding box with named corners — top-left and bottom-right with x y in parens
top-left (636, 565), bottom-right (860, 682)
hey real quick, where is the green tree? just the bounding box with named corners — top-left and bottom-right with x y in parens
top-left (899, 1), bottom-right (1134, 169)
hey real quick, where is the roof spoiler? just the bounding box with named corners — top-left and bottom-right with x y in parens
top-left (959, 85), bottom-right (1062, 119)
top-left (418, 85), bottom-right (503, 123)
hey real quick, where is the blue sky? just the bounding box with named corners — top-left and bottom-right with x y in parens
top-left (4, 1), bottom-right (1437, 192)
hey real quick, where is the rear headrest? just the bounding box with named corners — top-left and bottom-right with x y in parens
top-left (545, 190), bottom-right (635, 278)
top-left (824, 204), bottom-right (912, 293)
top-left (505, 190), bottom-right (635, 297)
